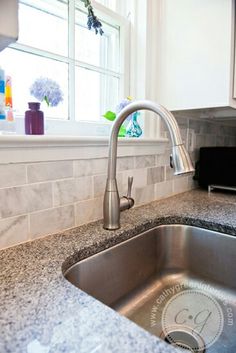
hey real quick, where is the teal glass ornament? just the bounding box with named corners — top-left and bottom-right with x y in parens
top-left (126, 111), bottom-right (142, 137)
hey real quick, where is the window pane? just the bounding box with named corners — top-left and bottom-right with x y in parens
top-left (0, 48), bottom-right (68, 119)
top-left (18, 0), bottom-right (68, 56)
top-left (75, 67), bottom-right (119, 121)
top-left (75, 9), bottom-right (120, 72)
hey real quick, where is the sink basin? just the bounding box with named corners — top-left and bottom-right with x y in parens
top-left (64, 225), bottom-right (236, 352)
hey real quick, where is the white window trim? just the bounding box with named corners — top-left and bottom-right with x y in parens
top-left (0, 0), bottom-right (167, 160)
top-left (0, 135), bottom-right (168, 164)
top-left (128, 0), bottom-right (162, 139)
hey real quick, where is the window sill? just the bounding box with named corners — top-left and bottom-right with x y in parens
top-left (0, 135), bottom-right (169, 163)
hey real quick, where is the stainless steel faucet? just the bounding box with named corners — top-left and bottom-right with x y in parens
top-left (103, 100), bottom-right (194, 230)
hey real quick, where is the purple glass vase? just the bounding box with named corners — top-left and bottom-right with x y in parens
top-left (25, 102), bottom-right (44, 135)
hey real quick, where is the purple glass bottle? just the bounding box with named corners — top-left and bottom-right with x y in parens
top-left (25, 102), bottom-right (44, 135)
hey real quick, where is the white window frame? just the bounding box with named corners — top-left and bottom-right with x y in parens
top-left (7, 0), bottom-right (130, 136)
top-left (0, 0), bottom-right (169, 164)
top-left (1, 0), bottom-right (166, 144)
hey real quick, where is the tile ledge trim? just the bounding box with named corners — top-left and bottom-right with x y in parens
top-left (0, 136), bottom-right (169, 164)
top-left (0, 135), bottom-right (168, 147)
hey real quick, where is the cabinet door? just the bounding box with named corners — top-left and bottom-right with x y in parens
top-left (156, 0), bottom-right (234, 110)
top-left (0, 0), bottom-right (18, 52)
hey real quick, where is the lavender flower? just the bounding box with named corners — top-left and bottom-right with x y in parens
top-left (30, 77), bottom-right (63, 107)
top-left (81, 0), bottom-right (104, 35)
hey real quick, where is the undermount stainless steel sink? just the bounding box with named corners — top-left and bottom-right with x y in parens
top-left (64, 225), bottom-right (236, 353)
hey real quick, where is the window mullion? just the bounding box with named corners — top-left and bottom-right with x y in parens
top-left (68, 0), bottom-right (75, 122)
top-left (10, 42), bottom-right (70, 63)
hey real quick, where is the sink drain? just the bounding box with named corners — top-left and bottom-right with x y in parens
top-left (160, 327), bottom-right (205, 353)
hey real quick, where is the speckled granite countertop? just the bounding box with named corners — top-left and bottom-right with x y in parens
top-left (1, 189), bottom-right (236, 353)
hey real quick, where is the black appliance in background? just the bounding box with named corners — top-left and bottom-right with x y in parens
top-left (195, 147), bottom-right (236, 189)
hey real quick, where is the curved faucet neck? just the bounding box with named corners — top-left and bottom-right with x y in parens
top-left (107, 100), bottom-right (183, 180)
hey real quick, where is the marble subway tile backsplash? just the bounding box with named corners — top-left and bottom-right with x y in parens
top-left (0, 215), bottom-right (28, 249)
top-left (75, 197), bottom-right (103, 226)
top-left (135, 155), bottom-right (156, 169)
top-left (0, 164), bottom-right (27, 188)
top-left (0, 116), bottom-right (235, 249)
top-left (147, 166), bottom-right (165, 185)
top-left (30, 205), bottom-right (75, 239)
top-left (74, 158), bottom-right (107, 177)
top-left (53, 176), bottom-right (93, 206)
top-left (0, 182), bottom-right (52, 219)
top-left (27, 161), bottom-right (73, 183)
top-left (1, 154), bottom-right (187, 248)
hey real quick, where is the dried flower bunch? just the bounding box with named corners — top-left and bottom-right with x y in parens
top-left (30, 77), bottom-right (63, 107)
top-left (81, 0), bottom-right (104, 35)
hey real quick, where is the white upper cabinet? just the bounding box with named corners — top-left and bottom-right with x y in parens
top-left (0, 0), bottom-right (18, 52)
top-left (156, 0), bottom-right (236, 111)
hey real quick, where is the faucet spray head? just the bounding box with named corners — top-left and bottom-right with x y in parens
top-left (170, 144), bottom-right (194, 175)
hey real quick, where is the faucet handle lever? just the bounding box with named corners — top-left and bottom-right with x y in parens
top-left (127, 176), bottom-right (133, 198)
top-left (120, 176), bottom-right (134, 212)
